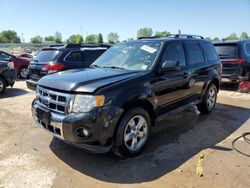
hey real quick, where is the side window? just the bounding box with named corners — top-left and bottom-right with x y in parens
top-left (65, 51), bottom-right (84, 62)
top-left (82, 49), bottom-right (106, 62)
top-left (0, 52), bottom-right (11, 60)
top-left (185, 42), bottom-right (205, 64)
top-left (200, 41), bottom-right (218, 61)
top-left (161, 43), bottom-right (186, 66)
top-left (245, 43), bottom-right (250, 55)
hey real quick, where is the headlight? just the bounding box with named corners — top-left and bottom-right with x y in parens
top-left (7, 62), bottom-right (14, 69)
top-left (72, 95), bottom-right (105, 113)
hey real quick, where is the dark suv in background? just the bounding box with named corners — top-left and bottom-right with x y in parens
top-left (26, 44), bottom-right (110, 90)
top-left (214, 40), bottom-right (250, 82)
top-left (32, 34), bottom-right (221, 157)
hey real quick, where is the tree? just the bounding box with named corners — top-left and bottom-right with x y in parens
top-left (225, 33), bottom-right (238, 41)
top-left (85, 34), bottom-right (97, 44)
top-left (30, 35), bottom-right (43, 43)
top-left (66, 35), bottom-right (77, 43)
top-left (55, 31), bottom-right (62, 43)
top-left (107, 32), bottom-right (119, 44)
top-left (0, 30), bottom-right (21, 43)
top-left (240, 32), bottom-right (249, 39)
top-left (75, 34), bottom-right (83, 44)
top-left (212, 37), bottom-right (220, 41)
top-left (44, 35), bottom-right (56, 42)
top-left (205, 37), bottom-right (212, 41)
top-left (154, 31), bottom-right (171, 37)
top-left (97, 33), bottom-right (104, 44)
top-left (137, 27), bottom-right (153, 38)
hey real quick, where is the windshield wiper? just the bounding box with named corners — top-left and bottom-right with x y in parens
top-left (103, 66), bottom-right (126, 70)
top-left (90, 64), bottom-right (102, 68)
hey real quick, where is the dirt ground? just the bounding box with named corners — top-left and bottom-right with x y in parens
top-left (0, 81), bottom-right (250, 188)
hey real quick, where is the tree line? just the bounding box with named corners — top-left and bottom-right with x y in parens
top-left (0, 28), bottom-right (249, 44)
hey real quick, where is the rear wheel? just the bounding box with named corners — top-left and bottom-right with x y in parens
top-left (18, 67), bottom-right (28, 79)
top-left (0, 77), bottom-right (7, 94)
top-left (112, 108), bottom-right (151, 158)
top-left (198, 83), bottom-right (217, 114)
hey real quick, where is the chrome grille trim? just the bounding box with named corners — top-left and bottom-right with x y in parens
top-left (36, 86), bottom-right (72, 114)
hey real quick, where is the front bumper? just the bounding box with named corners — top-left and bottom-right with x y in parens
top-left (32, 100), bottom-right (122, 153)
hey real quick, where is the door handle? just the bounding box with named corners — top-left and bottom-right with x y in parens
top-left (183, 72), bottom-right (191, 78)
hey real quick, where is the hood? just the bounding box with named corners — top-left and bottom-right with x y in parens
top-left (14, 57), bottom-right (30, 63)
top-left (38, 68), bottom-right (144, 93)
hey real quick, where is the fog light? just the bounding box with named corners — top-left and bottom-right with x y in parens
top-left (75, 127), bottom-right (91, 139)
top-left (83, 129), bottom-right (89, 137)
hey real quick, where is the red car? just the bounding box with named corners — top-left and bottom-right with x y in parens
top-left (0, 51), bottom-right (30, 79)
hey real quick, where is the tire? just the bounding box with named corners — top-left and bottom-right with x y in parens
top-left (18, 67), bottom-right (28, 79)
top-left (112, 107), bottom-right (151, 158)
top-left (197, 83), bottom-right (217, 114)
top-left (0, 77), bottom-right (7, 94)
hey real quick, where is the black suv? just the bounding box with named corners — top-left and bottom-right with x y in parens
top-left (26, 44), bottom-right (109, 90)
top-left (32, 35), bottom-right (221, 157)
top-left (0, 60), bottom-right (16, 94)
top-left (214, 40), bottom-right (250, 82)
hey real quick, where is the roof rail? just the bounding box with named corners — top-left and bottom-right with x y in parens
top-left (169, 34), bottom-right (204, 39)
top-left (65, 43), bottom-right (111, 49)
top-left (49, 44), bottom-right (65, 47)
top-left (137, 36), bottom-right (159, 40)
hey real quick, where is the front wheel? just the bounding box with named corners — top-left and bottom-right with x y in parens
top-left (18, 67), bottom-right (28, 79)
top-left (197, 83), bottom-right (217, 114)
top-left (112, 108), bottom-right (151, 158)
top-left (0, 77), bottom-right (7, 94)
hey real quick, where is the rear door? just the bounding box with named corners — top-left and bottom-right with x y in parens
top-left (183, 41), bottom-right (208, 96)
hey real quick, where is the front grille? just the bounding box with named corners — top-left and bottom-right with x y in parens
top-left (37, 86), bottom-right (72, 114)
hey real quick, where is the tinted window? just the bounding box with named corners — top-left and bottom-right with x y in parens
top-left (214, 44), bottom-right (239, 58)
top-left (244, 43), bottom-right (250, 55)
top-left (185, 42), bottom-right (205, 64)
top-left (0, 52), bottom-right (11, 60)
top-left (161, 43), bottom-right (186, 66)
top-left (65, 51), bottom-right (84, 62)
top-left (200, 41), bottom-right (218, 61)
top-left (83, 49), bottom-right (106, 62)
top-left (34, 50), bottom-right (60, 62)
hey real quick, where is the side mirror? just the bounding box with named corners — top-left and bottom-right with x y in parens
top-left (159, 60), bottom-right (181, 73)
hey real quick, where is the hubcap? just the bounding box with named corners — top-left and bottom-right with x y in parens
top-left (124, 115), bottom-right (148, 152)
top-left (207, 87), bottom-right (216, 111)
top-left (21, 68), bottom-right (28, 78)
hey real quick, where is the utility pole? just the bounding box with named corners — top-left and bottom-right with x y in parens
top-left (80, 25), bottom-right (83, 37)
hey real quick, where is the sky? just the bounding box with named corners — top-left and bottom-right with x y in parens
top-left (0, 0), bottom-right (250, 42)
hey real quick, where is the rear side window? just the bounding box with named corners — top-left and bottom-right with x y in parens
top-left (214, 44), bottom-right (239, 58)
top-left (34, 50), bottom-right (60, 62)
top-left (200, 41), bottom-right (218, 61)
top-left (161, 42), bottom-right (186, 66)
top-left (83, 49), bottom-right (106, 62)
top-left (65, 51), bottom-right (84, 62)
top-left (185, 42), bottom-right (205, 64)
top-left (245, 43), bottom-right (250, 55)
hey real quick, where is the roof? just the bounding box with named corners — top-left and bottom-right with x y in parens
top-left (42, 44), bottom-right (111, 51)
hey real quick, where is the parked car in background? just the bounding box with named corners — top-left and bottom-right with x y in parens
top-left (214, 40), bottom-right (250, 82)
top-left (32, 34), bottom-right (221, 157)
top-left (26, 44), bottom-right (110, 90)
top-left (18, 53), bottom-right (33, 60)
top-left (0, 60), bottom-right (16, 94)
top-left (0, 51), bottom-right (30, 79)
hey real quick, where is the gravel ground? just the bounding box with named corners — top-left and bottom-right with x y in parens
top-left (0, 81), bottom-right (250, 188)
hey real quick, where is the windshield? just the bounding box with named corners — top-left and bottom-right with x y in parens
top-left (92, 41), bottom-right (161, 71)
top-left (214, 44), bottom-right (239, 59)
top-left (33, 50), bottom-right (60, 62)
